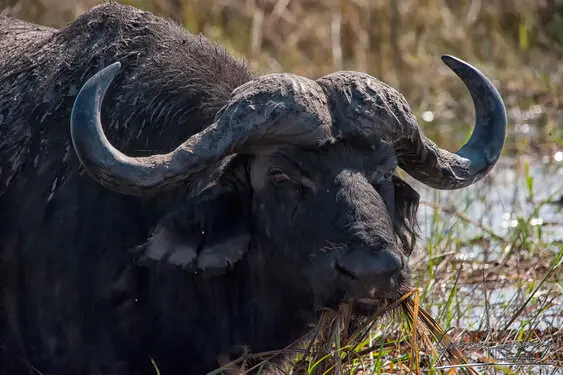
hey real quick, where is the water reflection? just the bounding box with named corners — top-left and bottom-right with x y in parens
top-left (428, 285), bottom-right (561, 332)
top-left (404, 153), bottom-right (562, 333)
top-left (409, 156), bottom-right (562, 250)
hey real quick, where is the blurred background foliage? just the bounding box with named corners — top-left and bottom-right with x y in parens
top-left (2, 0), bottom-right (562, 153)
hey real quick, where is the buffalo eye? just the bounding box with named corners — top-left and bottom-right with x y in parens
top-left (373, 170), bottom-right (394, 185)
top-left (269, 169), bottom-right (293, 186)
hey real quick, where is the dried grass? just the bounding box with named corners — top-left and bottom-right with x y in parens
top-left (2, 1), bottom-right (561, 100)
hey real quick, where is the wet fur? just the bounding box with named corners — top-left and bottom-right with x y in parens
top-left (0, 4), bottom-right (419, 374)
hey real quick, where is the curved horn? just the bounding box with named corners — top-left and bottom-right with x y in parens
top-left (70, 64), bottom-right (333, 197)
top-left (317, 55), bottom-right (507, 190)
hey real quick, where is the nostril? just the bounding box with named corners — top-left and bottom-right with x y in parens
top-left (381, 250), bottom-right (403, 274)
top-left (335, 262), bottom-right (358, 279)
top-left (336, 247), bottom-right (403, 279)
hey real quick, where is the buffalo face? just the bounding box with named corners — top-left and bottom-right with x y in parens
top-left (248, 139), bottom-right (417, 308)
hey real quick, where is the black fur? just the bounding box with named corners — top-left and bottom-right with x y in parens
top-left (0, 4), bottom-right (419, 374)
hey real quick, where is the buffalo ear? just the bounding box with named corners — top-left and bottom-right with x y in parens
top-left (392, 175), bottom-right (420, 255)
top-left (143, 186), bottom-right (250, 276)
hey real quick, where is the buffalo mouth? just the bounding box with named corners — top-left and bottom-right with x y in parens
top-left (334, 247), bottom-right (410, 300)
top-left (313, 253), bottom-right (410, 312)
top-left (335, 271), bottom-right (410, 318)
top-left (335, 264), bottom-right (409, 302)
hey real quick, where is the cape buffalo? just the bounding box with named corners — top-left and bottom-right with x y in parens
top-left (0, 3), bottom-right (506, 374)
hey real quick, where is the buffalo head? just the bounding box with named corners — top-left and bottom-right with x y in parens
top-left (69, 55), bottom-right (506, 310)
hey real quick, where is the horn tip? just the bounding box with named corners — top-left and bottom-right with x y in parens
top-left (76, 62), bottom-right (122, 96)
top-left (91, 61), bottom-right (122, 84)
top-left (440, 54), bottom-right (469, 71)
top-left (103, 61), bottom-right (122, 80)
top-left (440, 54), bottom-right (457, 62)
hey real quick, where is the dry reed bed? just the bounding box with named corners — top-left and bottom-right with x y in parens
top-left (2, 1), bottom-right (561, 105)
